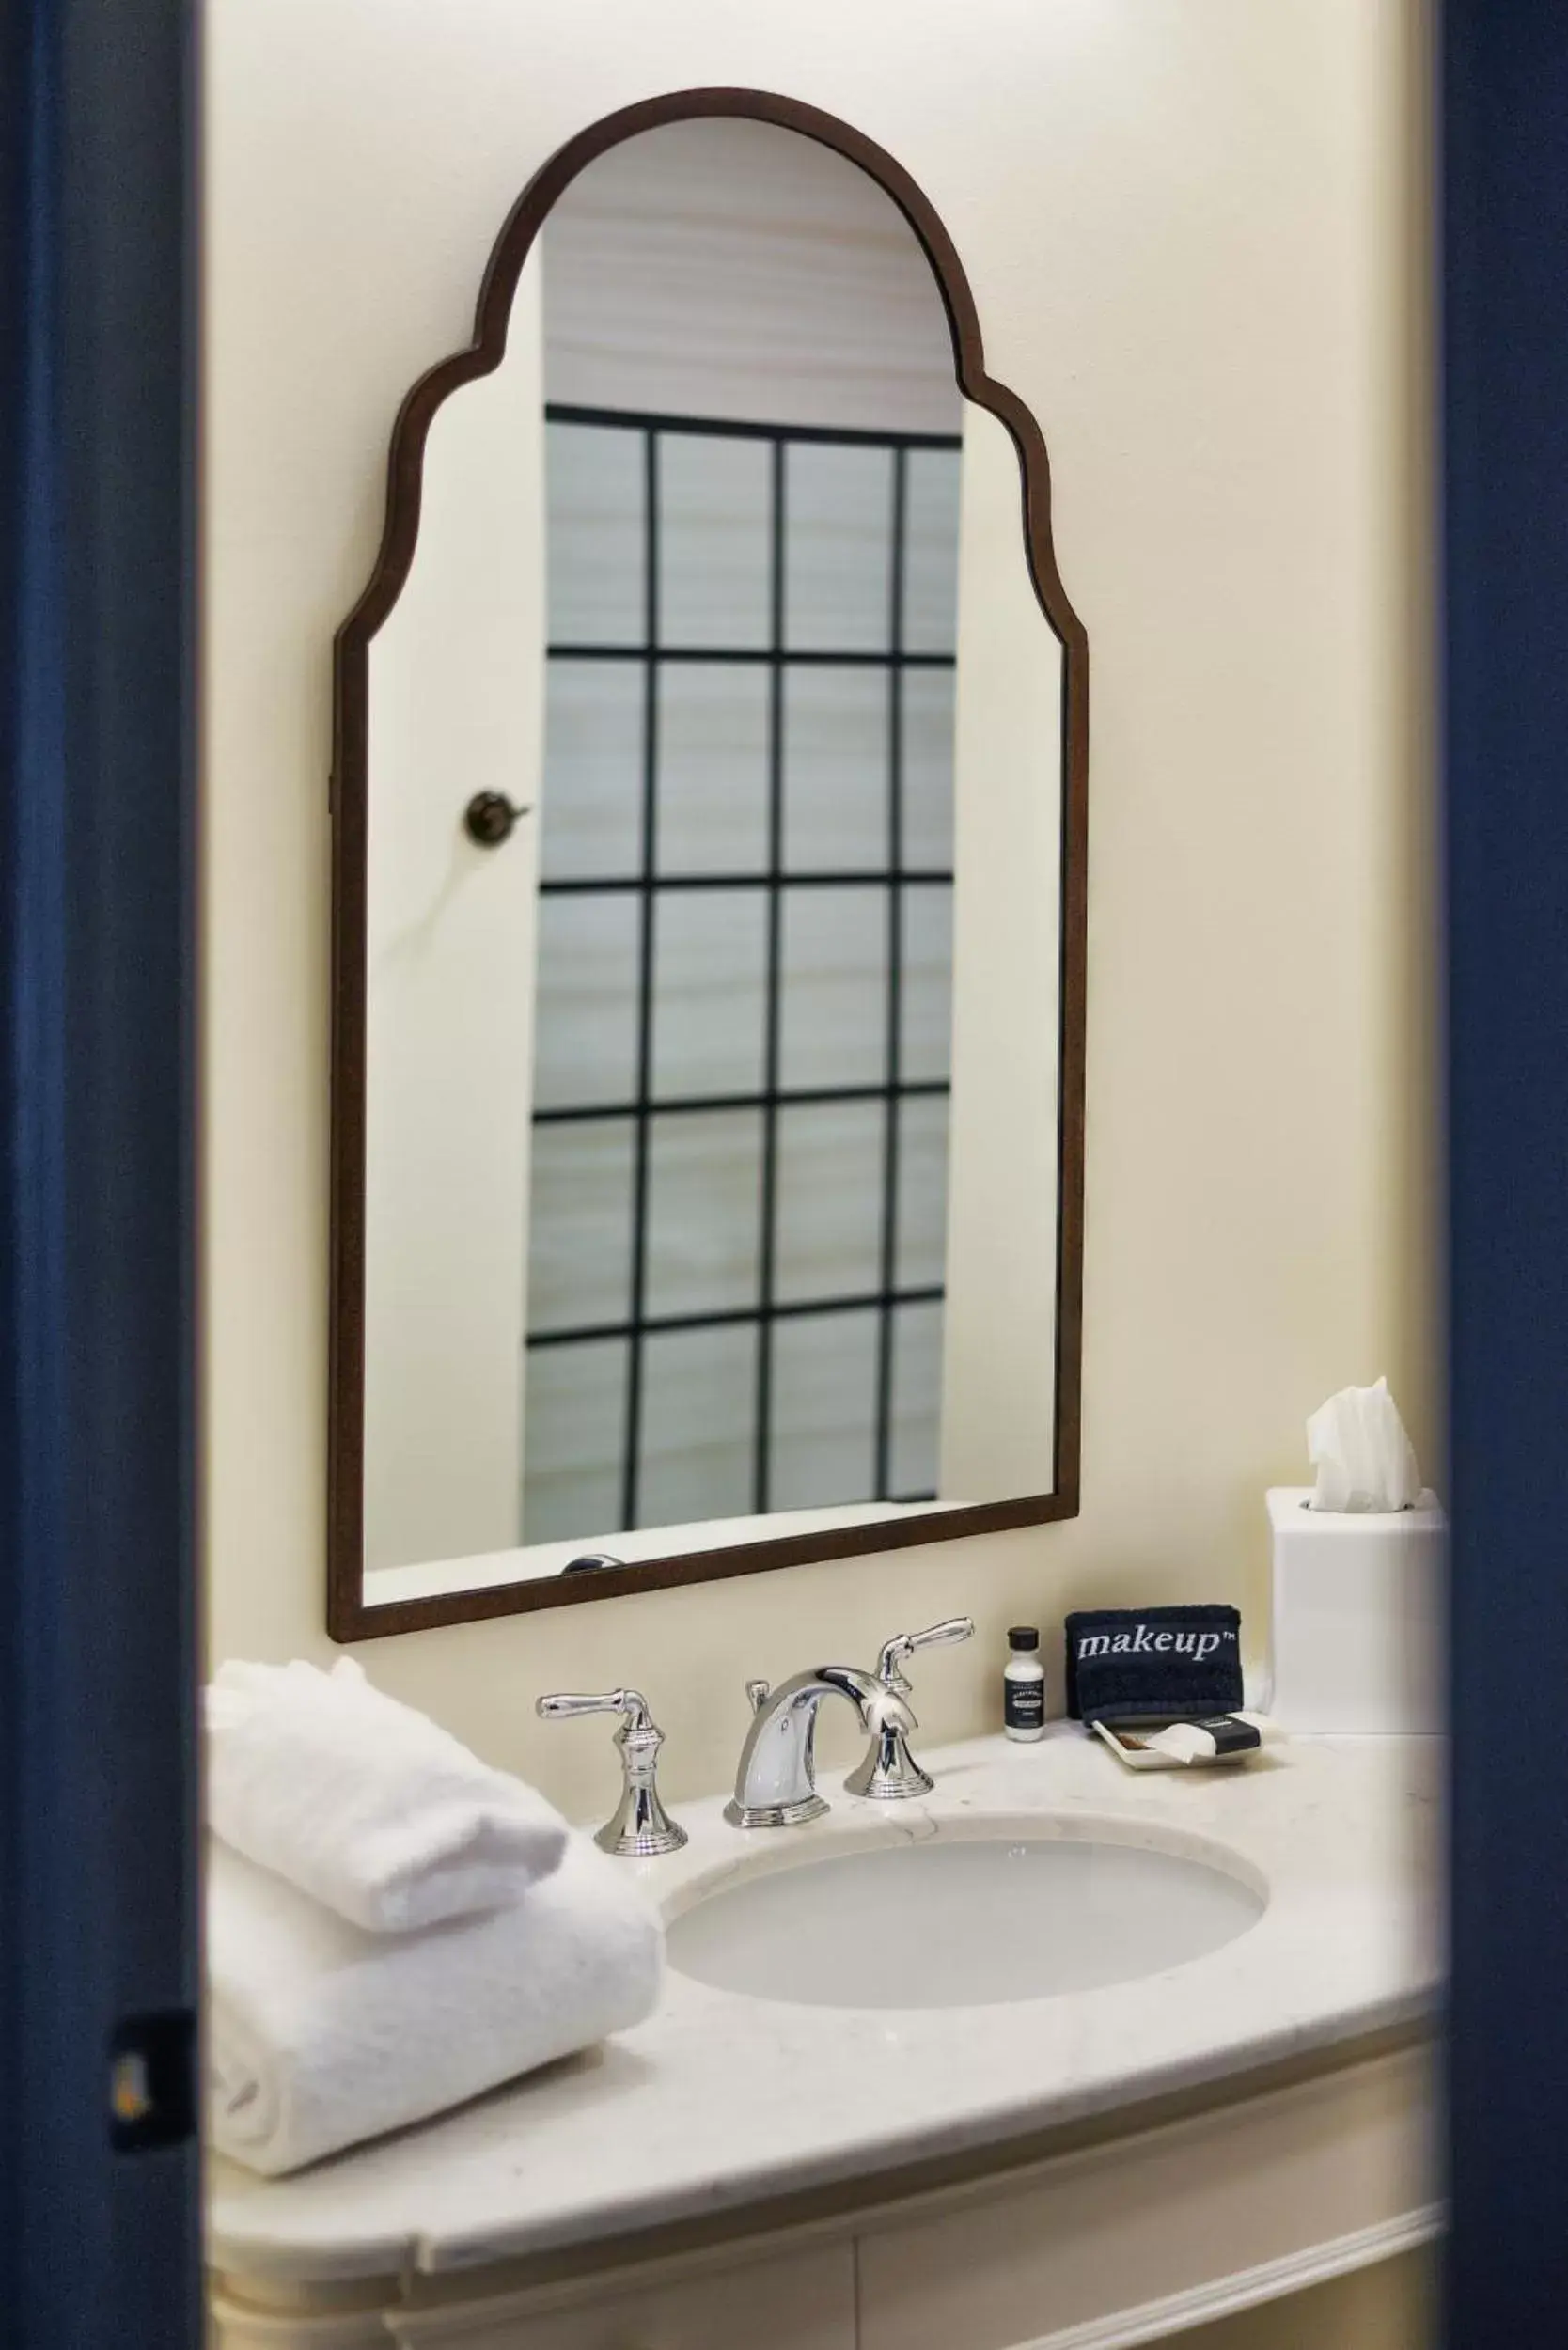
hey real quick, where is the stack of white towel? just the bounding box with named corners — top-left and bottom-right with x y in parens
top-left (205, 1659), bottom-right (663, 2176)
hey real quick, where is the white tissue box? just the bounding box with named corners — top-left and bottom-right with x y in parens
top-left (1265, 1487), bottom-right (1445, 1733)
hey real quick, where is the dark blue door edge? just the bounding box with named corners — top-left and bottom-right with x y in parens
top-left (0, 1), bottom-right (201, 2342)
top-left (1443, 0), bottom-right (1568, 2339)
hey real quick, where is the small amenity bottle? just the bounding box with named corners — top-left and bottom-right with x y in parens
top-left (1003, 1626), bottom-right (1046, 1741)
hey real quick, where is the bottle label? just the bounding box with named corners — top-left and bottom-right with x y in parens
top-left (1005, 1678), bottom-right (1045, 1731)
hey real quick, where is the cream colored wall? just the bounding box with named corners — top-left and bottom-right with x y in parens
top-left (203, 0), bottom-right (1431, 1820)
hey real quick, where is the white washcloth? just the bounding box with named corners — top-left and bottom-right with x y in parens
top-left (206, 1658), bottom-right (569, 1933)
top-left (207, 1830), bottom-right (663, 2175)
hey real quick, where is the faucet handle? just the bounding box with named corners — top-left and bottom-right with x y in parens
top-left (846, 1618), bottom-right (974, 1803)
top-left (874, 1616), bottom-right (975, 1697)
top-left (745, 1678), bottom-right (771, 1715)
top-left (535, 1687), bottom-right (687, 1857)
top-left (538, 1686), bottom-right (651, 1728)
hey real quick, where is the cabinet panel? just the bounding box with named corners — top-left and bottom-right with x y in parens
top-left (209, 2292), bottom-right (391, 2350)
top-left (856, 2050), bottom-right (1433, 2350)
top-left (387, 2240), bottom-right (855, 2350)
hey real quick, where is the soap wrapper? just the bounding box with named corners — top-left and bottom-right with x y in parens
top-left (1091, 1715), bottom-right (1268, 1771)
top-left (1306, 1376), bottom-right (1422, 1513)
top-left (1064, 1606), bottom-right (1244, 1725)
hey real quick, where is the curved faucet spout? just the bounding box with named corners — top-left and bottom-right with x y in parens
top-left (725, 1665), bottom-right (917, 1829)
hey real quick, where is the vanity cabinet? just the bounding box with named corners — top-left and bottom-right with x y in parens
top-left (211, 2039), bottom-right (1435, 2350)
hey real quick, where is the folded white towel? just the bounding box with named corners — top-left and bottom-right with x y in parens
top-left (207, 1830), bottom-right (663, 2175)
top-left (206, 1657), bottom-right (569, 1933)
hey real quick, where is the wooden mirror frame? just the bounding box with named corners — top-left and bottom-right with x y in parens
top-left (327, 86), bottom-right (1088, 1640)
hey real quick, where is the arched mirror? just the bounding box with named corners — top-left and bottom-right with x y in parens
top-left (329, 91), bottom-right (1086, 1637)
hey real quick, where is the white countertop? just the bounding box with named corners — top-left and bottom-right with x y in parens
top-left (209, 1726), bottom-right (1441, 2288)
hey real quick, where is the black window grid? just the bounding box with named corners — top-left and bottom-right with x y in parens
top-left (528, 403), bottom-right (961, 1531)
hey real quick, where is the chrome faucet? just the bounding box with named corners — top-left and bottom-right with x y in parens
top-left (725, 1664), bottom-right (917, 1830)
top-left (536, 1686), bottom-right (687, 1857)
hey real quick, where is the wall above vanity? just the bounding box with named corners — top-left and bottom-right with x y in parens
top-left (205, 1), bottom-right (1427, 1810)
top-left (327, 88), bottom-right (1089, 1640)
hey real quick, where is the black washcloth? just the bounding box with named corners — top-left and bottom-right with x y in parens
top-left (1064, 1606), bottom-right (1244, 1724)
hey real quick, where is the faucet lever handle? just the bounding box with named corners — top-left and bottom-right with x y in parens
top-left (745, 1679), bottom-right (771, 1716)
top-left (874, 1616), bottom-right (975, 1694)
top-left (846, 1619), bottom-right (972, 1805)
top-left (534, 1688), bottom-right (687, 1857)
top-left (537, 1686), bottom-right (651, 1730)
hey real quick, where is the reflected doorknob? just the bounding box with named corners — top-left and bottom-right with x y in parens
top-left (463, 791), bottom-right (532, 847)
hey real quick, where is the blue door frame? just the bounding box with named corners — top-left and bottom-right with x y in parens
top-left (0, 1), bottom-right (200, 2343)
top-left (1443, 0), bottom-right (1568, 2338)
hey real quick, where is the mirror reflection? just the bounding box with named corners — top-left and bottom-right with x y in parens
top-left (353, 115), bottom-right (1071, 1612)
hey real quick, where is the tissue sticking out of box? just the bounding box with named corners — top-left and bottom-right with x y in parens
top-left (1306, 1377), bottom-right (1422, 1513)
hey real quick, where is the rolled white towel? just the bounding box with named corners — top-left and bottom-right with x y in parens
top-left (206, 1658), bottom-right (569, 1933)
top-left (207, 1830), bottom-right (663, 2175)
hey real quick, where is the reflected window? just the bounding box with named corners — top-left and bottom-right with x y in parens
top-left (524, 407), bottom-right (958, 1538)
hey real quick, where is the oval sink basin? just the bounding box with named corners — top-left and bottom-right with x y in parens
top-left (667, 1831), bottom-right (1264, 2010)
